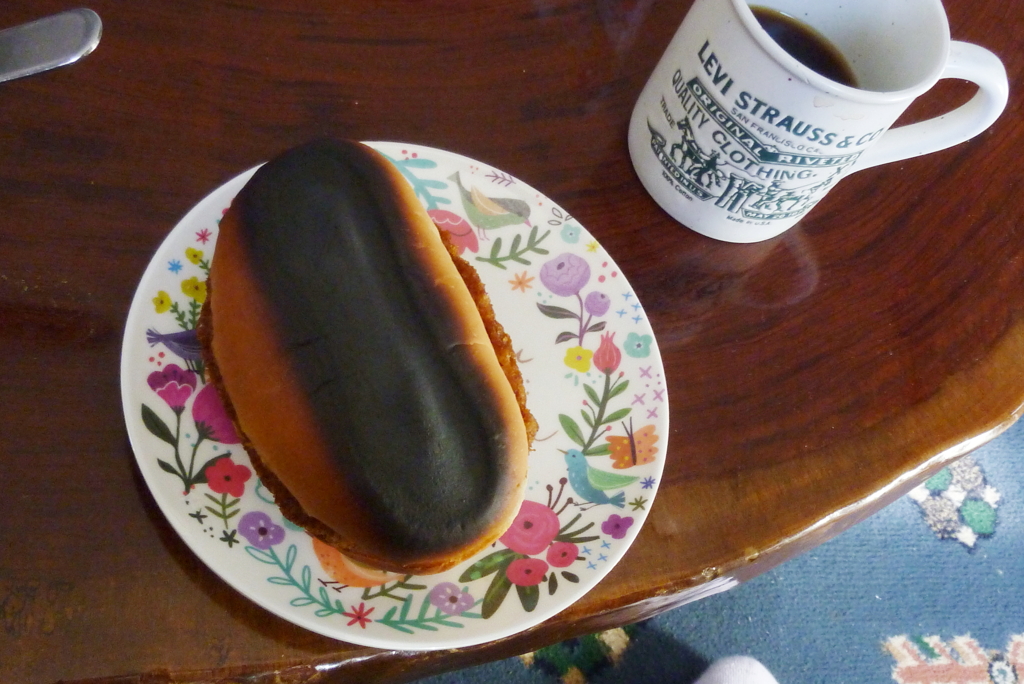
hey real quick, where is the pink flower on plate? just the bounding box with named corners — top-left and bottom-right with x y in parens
top-left (546, 541), bottom-right (579, 568)
top-left (500, 500), bottom-right (560, 555)
top-left (507, 557), bottom-right (549, 587)
top-left (147, 364), bottom-right (197, 413)
top-left (191, 384), bottom-right (241, 444)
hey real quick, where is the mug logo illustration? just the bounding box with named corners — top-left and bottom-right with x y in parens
top-left (649, 70), bottom-right (862, 224)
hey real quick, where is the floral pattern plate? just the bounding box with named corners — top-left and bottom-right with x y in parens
top-left (120, 142), bottom-right (669, 650)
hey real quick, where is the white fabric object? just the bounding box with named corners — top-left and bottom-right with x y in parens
top-left (694, 656), bottom-right (780, 684)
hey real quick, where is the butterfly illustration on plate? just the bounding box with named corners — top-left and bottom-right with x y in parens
top-left (606, 418), bottom-right (659, 469)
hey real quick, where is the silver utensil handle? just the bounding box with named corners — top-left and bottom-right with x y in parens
top-left (0, 8), bottom-right (102, 84)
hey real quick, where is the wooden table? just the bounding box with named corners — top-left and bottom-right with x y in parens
top-left (2, 1), bottom-right (1022, 681)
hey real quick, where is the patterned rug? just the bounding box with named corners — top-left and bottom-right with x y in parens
top-left (418, 417), bottom-right (1024, 684)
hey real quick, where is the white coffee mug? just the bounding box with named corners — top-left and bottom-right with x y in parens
top-left (628, 0), bottom-right (1008, 243)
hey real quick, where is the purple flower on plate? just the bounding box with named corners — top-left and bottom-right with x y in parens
top-left (238, 511), bottom-right (285, 549)
top-left (601, 514), bottom-right (634, 540)
top-left (428, 582), bottom-right (475, 616)
top-left (191, 384), bottom-right (241, 444)
top-left (584, 291), bottom-right (611, 316)
top-left (540, 253), bottom-right (590, 297)
top-left (147, 364), bottom-right (198, 413)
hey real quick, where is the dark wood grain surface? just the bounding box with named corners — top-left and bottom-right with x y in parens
top-left (2, 1), bottom-right (1023, 681)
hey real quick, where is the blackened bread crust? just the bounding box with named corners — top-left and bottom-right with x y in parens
top-left (197, 140), bottom-right (535, 575)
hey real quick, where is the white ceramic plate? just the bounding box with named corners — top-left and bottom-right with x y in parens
top-left (120, 142), bottom-right (669, 650)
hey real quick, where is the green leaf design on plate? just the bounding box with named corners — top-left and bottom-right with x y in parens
top-left (141, 404), bottom-right (176, 446)
top-left (458, 548), bottom-right (517, 583)
top-left (516, 583), bottom-right (540, 612)
top-left (608, 379), bottom-right (629, 399)
top-left (482, 572), bottom-right (513, 619)
top-left (475, 226), bottom-right (550, 270)
top-left (361, 577), bottom-right (428, 602)
top-left (246, 544), bottom-right (347, 619)
top-left (378, 594), bottom-right (479, 634)
top-left (555, 331), bottom-right (578, 344)
top-left (556, 514), bottom-right (600, 545)
top-left (246, 546), bottom-right (276, 565)
top-left (538, 303), bottom-right (578, 320)
top-left (204, 492), bottom-right (242, 528)
top-left (559, 414), bottom-right (585, 447)
top-left (603, 408), bottom-right (631, 424)
top-left (286, 545), bottom-right (299, 573)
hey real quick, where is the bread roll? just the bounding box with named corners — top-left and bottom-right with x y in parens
top-left (198, 139), bottom-right (535, 574)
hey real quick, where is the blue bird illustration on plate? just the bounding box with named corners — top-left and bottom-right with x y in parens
top-left (564, 449), bottom-right (638, 508)
top-left (146, 327), bottom-right (203, 361)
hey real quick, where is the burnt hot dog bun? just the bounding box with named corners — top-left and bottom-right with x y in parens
top-left (197, 139), bottom-right (536, 574)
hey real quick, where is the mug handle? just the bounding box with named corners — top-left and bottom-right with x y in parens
top-left (853, 42), bottom-right (1009, 171)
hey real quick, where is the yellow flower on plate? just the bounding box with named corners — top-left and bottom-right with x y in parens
top-left (152, 290), bottom-right (172, 314)
top-left (185, 247), bottom-right (204, 265)
top-left (563, 346), bottom-right (593, 373)
top-left (181, 276), bottom-right (207, 303)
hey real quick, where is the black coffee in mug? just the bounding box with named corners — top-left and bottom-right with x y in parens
top-left (750, 6), bottom-right (858, 87)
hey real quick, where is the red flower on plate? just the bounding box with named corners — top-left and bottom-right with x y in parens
top-left (592, 332), bottom-right (622, 375)
top-left (507, 557), bottom-right (549, 587)
top-left (546, 541), bottom-right (579, 568)
top-left (343, 602), bottom-right (375, 628)
top-left (205, 457), bottom-right (251, 498)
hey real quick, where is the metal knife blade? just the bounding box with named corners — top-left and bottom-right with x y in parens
top-left (0, 8), bottom-right (102, 84)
